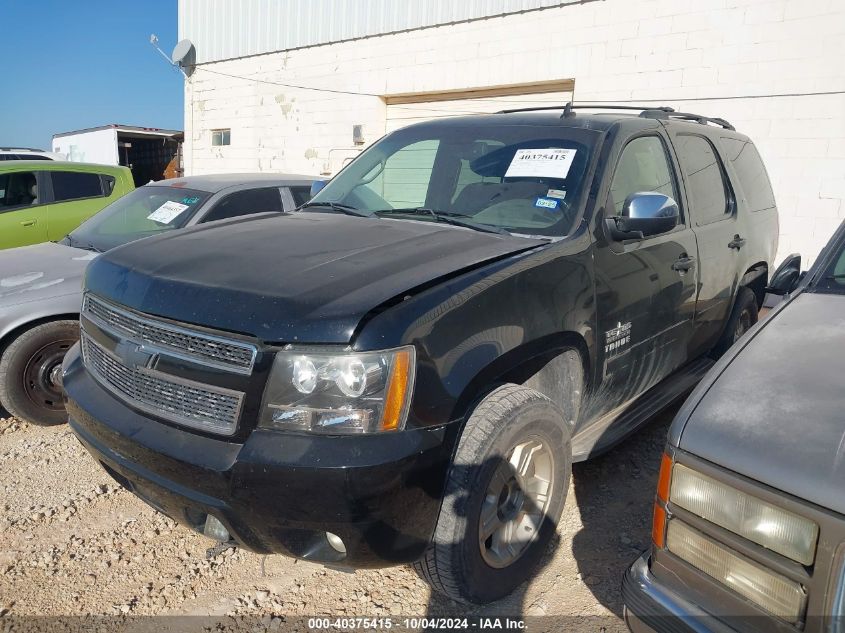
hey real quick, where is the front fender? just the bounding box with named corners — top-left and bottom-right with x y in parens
top-left (0, 292), bottom-right (83, 347)
top-left (355, 231), bottom-right (597, 431)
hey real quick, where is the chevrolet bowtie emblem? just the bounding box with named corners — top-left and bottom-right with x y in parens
top-left (114, 340), bottom-right (158, 370)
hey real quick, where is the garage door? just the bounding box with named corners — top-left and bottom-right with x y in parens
top-left (384, 81), bottom-right (575, 133)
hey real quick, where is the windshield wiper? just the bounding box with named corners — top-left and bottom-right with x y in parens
top-left (65, 234), bottom-right (103, 253)
top-left (298, 201), bottom-right (373, 217)
top-left (375, 207), bottom-right (510, 235)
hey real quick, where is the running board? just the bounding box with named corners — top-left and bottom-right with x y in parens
top-left (571, 357), bottom-right (715, 461)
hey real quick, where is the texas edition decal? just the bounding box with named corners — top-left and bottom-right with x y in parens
top-left (604, 321), bottom-right (632, 355)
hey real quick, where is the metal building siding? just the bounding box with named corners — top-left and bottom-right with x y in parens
top-left (178, 0), bottom-right (574, 64)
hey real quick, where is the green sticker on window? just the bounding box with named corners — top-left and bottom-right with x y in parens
top-left (181, 196), bottom-right (200, 205)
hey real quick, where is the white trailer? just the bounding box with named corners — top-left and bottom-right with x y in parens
top-left (52, 124), bottom-right (182, 186)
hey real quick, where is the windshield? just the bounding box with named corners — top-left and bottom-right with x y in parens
top-left (814, 226), bottom-right (845, 294)
top-left (310, 123), bottom-right (598, 237)
top-left (65, 186), bottom-right (211, 252)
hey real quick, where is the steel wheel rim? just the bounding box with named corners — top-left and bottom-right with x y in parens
top-left (478, 435), bottom-right (555, 569)
top-left (23, 339), bottom-right (74, 412)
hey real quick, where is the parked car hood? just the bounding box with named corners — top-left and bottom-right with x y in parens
top-left (675, 291), bottom-right (845, 515)
top-left (85, 212), bottom-right (546, 343)
top-left (0, 242), bottom-right (94, 305)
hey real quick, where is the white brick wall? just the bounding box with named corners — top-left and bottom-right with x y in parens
top-left (184, 0), bottom-right (845, 264)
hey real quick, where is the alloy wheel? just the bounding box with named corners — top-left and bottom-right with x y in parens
top-left (478, 436), bottom-right (555, 568)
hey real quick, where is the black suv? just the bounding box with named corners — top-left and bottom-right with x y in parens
top-left (62, 105), bottom-right (778, 604)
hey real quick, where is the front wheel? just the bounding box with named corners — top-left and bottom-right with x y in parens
top-left (0, 320), bottom-right (79, 426)
top-left (414, 384), bottom-right (571, 604)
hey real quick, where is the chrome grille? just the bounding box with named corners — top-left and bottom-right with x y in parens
top-left (81, 332), bottom-right (242, 436)
top-left (83, 294), bottom-right (256, 373)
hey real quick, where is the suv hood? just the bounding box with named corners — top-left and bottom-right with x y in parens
top-left (0, 241), bottom-right (95, 305)
top-left (85, 212), bottom-right (546, 343)
top-left (675, 292), bottom-right (845, 515)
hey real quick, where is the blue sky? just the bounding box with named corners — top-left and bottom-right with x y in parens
top-left (3, 0), bottom-right (183, 149)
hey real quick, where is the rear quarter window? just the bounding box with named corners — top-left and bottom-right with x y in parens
top-left (720, 137), bottom-right (776, 212)
top-left (101, 175), bottom-right (116, 196)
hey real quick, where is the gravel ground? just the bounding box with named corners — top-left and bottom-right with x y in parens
top-left (0, 405), bottom-right (676, 630)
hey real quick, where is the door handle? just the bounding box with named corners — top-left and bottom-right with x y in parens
top-left (728, 234), bottom-right (746, 250)
top-left (672, 255), bottom-right (696, 272)
top-left (20, 219), bottom-right (37, 227)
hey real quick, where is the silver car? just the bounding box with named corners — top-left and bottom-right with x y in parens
top-left (0, 173), bottom-right (313, 425)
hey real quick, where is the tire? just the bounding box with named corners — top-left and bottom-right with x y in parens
top-left (711, 286), bottom-right (759, 359)
top-left (0, 320), bottom-right (79, 426)
top-left (414, 384), bottom-right (572, 604)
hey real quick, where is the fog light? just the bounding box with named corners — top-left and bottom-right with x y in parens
top-left (667, 520), bottom-right (806, 622)
top-left (326, 531), bottom-right (346, 554)
top-left (203, 515), bottom-right (230, 542)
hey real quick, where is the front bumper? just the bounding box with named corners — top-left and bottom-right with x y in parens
top-left (63, 345), bottom-right (455, 568)
top-left (622, 552), bottom-right (738, 633)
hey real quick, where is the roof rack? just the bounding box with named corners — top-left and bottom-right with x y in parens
top-left (497, 104), bottom-right (674, 115)
top-left (0, 147), bottom-right (45, 152)
top-left (639, 109), bottom-right (735, 131)
top-left (497, 102), bottom-right (735, 131)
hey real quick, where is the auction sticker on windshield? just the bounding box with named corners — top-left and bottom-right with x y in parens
top-left (147, 200), bottom-right (190, 224)
top-left (505, 148), bottom-right (577, 179)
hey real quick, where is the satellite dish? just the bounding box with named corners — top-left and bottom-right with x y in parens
top-left (171, 39), bottom-right (196, 75)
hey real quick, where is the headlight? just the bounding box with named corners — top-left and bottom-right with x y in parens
top-left (670, 464), bottom-right (818, 565)
top-left (259, 346), bottom-right (415, 434)
top-left (667, 520), bottom-right (806, 622)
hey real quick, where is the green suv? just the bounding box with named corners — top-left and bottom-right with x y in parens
top-left (0, 161), bottom-right (134, 250)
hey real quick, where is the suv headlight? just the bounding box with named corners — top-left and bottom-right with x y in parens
top-left (259, 346), bottom-right (415, 434)
top-left (670, 463), bottom-right (818, 565)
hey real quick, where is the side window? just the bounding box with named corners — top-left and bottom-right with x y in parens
top-left (363, 139), bottom-right (439, 208)
top-left (202, 187), bottom-right (283, 222)
top-left (720, 137), bottom-right (776, 212)
top-left (0, 171), bottom-right (39, 210)
top-left (51, 171), bottom-right (103, 202)
top-left (609, 136), bottom-right (678, 217)
top-left (289, 186), bottom-right (311, 207)
top-left (674, 135), bottom-right (730, 225)
top-left (18, 154), bottom-right (51, 161)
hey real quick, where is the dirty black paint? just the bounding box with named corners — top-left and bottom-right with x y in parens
top-left (65, 110), bottom-right (780, 568)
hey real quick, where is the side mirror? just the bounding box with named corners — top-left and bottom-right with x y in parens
top-left (310, 179), bottom-right (328, 198)
top-left (766, 253), bottom-right (802, 296)
top-left (605, 192), bottom-right (679, 241)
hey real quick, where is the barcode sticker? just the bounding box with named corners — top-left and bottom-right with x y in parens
top-left (505, 148), bottom-right (577, 179)
top-left (147, 201), bottom-right (190, 224)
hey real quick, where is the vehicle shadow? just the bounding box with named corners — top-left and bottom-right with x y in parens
top-left (422, 539), bottom-right (560, 620)
top-left (412, 405), bottom-right (678, 622)
top-left (570, 404), bottom-right (679, 617)
top-left (417, 455), bottom-right (562, 619)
